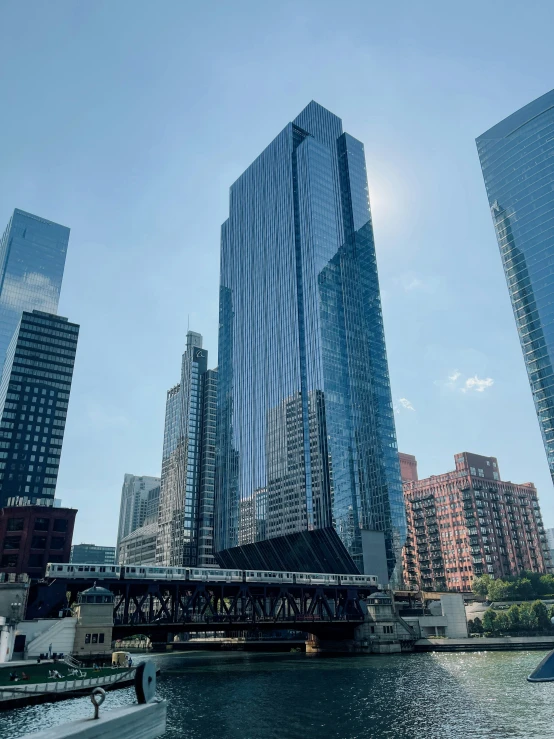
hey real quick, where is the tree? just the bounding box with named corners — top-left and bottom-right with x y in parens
top-left (482, 609), bottom-right (497, 634)
top-left (494, 612), bottom-right (510, 634)
top-left (472, 616), bottom-right (484, 634)
top-left (472, 575), bottom-right (491, 598)
top-left (514, 578), bottom-right (535, 601)
top-left (531, 600), bottom-right (550, 631)
top-left (488, 579), bottom-right (512, 602)
top-left (507, 604), bottom-right (521, 632)
top-left (519, 603), bottom-right (538, 632)
top-left (548, 605), bottom-right (554, 622)
top-left (539, 575), bottom-right (554, 597)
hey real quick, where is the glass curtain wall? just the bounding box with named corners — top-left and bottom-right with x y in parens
top-left (477, 89), bottom-right (554, 483)
top-left (215, 101), bottom-right (406, 579)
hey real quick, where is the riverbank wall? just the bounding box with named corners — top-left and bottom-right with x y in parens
top-left (415, 636), bottom-right (554, 652)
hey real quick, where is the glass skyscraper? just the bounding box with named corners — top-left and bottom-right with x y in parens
top-left (0, 310), bottom-right (79, 507)
top-left (0, 210), bottom-right (69, 367)
top-left (215, 101), bottom-right (406, 578)
top-left (477, 89), bottom-right (554, 483)
top-left (156, 332), bottom-right (218, 567)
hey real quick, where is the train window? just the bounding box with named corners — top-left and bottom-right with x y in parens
top-left (139, 569), bottom-right (146, 574)
top-left (78, 567), bottom-right (84, 571)
top-left (100, 567), bottom-right (106, 573)
top-left (57, 566), bottom-right (63, 571)
top-left (131, 568), bottom-right (136, 573)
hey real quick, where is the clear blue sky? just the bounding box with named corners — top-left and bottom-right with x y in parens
top-left (1, 0), bottom-right (554, 545)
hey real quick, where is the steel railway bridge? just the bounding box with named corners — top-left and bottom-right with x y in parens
top-left (26, 575), bottom-right (378, 642)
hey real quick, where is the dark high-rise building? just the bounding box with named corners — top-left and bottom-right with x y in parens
top-left (477, 90), bottom-right (554, 484)
top-left (156, 332), bottom-right (217, 567)
top-left (70, 543), bottom-right (116, 566)
top-left (0, 210), bottom-right (69, 367)
top-left (215, 101), bottom-right (406, 579)
top-left (0, 310), bottom-right (79, 507)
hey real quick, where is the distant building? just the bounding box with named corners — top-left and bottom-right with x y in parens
top-left (0, 310), bottom-right (79, 507)
top-left (0, 209), bottom-right (69, 367)
top-left (116, 474), bottom-right (160, 560)
top-left (402, 452), bottom-right (551, 591)
top-left (118, 522), bottom-right (158, 566)
top-left (118, 481), bottom-right (161, 566)
top-left (399, 453), bottom-right (418, 482)
top-left (0, 504), bottom-right (76, 578)
top-left (70, 543), bottom-right (116, 566)
top-left (477, 90), bottom-right (554, 484)
top-left (156, 332), bottom-right (217, 567)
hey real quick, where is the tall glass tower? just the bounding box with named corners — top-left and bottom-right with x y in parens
top-left (477, 89), bottom-right (554, 483)
top-left (0, 210), bottom-right (69, 367)
top-left (156, 332), bottom-right (218, 567)
top-left (215, 101), bottom-right (406, 578)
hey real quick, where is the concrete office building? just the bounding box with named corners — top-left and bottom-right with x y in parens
top-left (116, 474), bottom-right (160, 560)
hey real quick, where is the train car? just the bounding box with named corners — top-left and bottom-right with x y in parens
top-left (293, 572), bottom-right (339, 586)
top-left (338, 574), bottom-right (377, 586)
top-left (189, 568), bottom-right (242, 583)
top-left (244, 570), bottom-right (295, 584)
top-left (46, 563), bottom-right (121, 579)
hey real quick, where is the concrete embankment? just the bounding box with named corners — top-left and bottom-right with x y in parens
top-left (415, 636), bottom-right (554, 652)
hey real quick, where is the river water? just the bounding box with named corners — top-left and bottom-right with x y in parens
top-left (1, 650), bottom-right (553, 739)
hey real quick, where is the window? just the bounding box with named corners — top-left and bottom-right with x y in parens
top-left (85, 634), bottom-right (91, 644)
top-left (34, 518), bottom-right (49, 531)
top-left (31, 536), bottom-right (47, 549)
top-left (53, 519), bottom-right (68, 532)
top-left (7, 518), bottom-right (24, 531)
top-left (92, 634), bottom-right (98, 644)
top-left (4, 537), bottom-right (20, 550)
top-left (50, 536), bottom-right (65, 550)
top-left (99, 634), bottom-right (105, 644)
top-left (28, 553), bottom-right (43, 568)
top-left (1, 554), bottom-right (18, 567)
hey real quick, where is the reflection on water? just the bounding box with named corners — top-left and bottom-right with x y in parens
top-left (1, 651), bottom-right (552, 739)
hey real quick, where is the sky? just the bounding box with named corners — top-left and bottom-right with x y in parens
top-left (1, 0), bottom-right (554, 545)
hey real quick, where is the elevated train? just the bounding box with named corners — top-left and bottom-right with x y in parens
top-left (45, 563), bottom-right (379, 588)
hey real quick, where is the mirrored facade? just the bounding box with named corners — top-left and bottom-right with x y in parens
top-left (156, 332), bottom-right (218, 567)
top-left (215, 101), bottom-right (406, 578)
top-left (0, 210), bottom-right (69, 367)
top-left (477, 89), bottom-right (554, 483)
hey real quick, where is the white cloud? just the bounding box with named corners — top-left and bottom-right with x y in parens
top-left (443, 370), bottom-right (494, 394)
top-left (398, 397), bottom-right (415, 411)
top-left (462, 375), bottom-right (494, 393)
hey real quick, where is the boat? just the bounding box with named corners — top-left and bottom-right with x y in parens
top-left (0, 660), bottom-right (137, 709)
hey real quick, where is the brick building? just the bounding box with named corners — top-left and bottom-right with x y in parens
top-left (402, 452), bottom-right (550, 591)
top-left (0, 504), bottom-right (76, 579)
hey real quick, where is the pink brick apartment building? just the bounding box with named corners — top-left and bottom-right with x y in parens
top-left (401, 452), bottom-right (551, 591)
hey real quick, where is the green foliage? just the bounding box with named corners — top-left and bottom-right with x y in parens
top-left (531, 600), bottom-right (551, 630)
top-left (494, 612), bottom-right (510, 633)
top-left (472, 616), bottom-right (483, 634)
top-left (472, 574), bottom-right (491, 598)
top-left (472, 571), bottom-right (554, 602)
top-left (482, 609), bottom-right (497, 633)
top-left (503, 605), bottom-right (515, 628)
